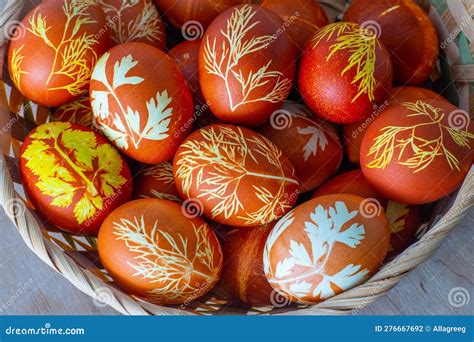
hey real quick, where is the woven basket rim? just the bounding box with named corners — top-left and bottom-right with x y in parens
top-left (0, 0), bottom-right (473, 315)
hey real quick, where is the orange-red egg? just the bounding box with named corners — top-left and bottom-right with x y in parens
top-left (260, 102), bottom-right (342, 193)
top-left (8, 0), bottom-right (111, 107)
top-left (361, 99), bottom-right (473, 204)
top-left (199, 4), bottom-right (297, 126)
top-left (99, 0), bottom-right (166, 49)
top-left (173, 124), bottom-right (299, 227)
top-left (344, 0), bottom-right (439, 85)
top-left (264, 194), bottom-right (390, 303)
top-left (153, 0), bottom-right (250, 29)
top-left (218, 224), bottom-right (275, 306)
top-left (313, 170), bottom-right (421, 257)
top-left (261, 0), bottom-right (329, 51)
top-left (19, 122), bottom-right (132, 236)
top-left (53, 95), bottom-right (95, 130)
top-left (343, 86), bottom-right (447, 164)
top-left (134, 162), bottom-right (181, 202)
top-left (98, 198), bottom-right (223, 304)
top-left (90, 42), bottom-right (194, 164)
top-left (298, 22), bottom-right (393, 124)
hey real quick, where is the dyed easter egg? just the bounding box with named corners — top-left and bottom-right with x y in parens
top-left (98, 199), bottom-right (223, 304)
top-left (8, 0), bottom-right (111, 107)
top-left (361, 99), bottom-right (473, 204)
top-left (153, 0), bottom-right (250, 29)
top-left (298, 22), bottom-right (393, 124)
top-left (90, 42), bottom-right (194, 164)
top-left (261, 0), bottom-right (329, 50)
top-left (313, 170), bottom-right (421, 256)
top-left (218, 224), bottom-right (275, 306)
top-left (19, 122), bottom-right (132, 235)
top-left (173, 124), bottom-right (299, 227)
top-left (260, 102), bottom-right (342, 193)
top-left (99, 0), bottom-right (166, 49)
top-left (263, 194), bottom-right (390, 303)
top-left (342, 86), bottom-right (446, 164)
top-left (53, 95), bottom-right (95, 130)
top-left (199, 4), bottom-right (296, 126)
top-left (134, 162), bottom-right (182, 202)
top-left (344, 0), bottom-right (439, 85)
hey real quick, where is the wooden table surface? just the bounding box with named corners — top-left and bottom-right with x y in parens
top-left (0, 207), bottom-right (472, 315)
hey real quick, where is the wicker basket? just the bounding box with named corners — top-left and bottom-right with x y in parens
top-left (0, 0), bottom-right (472, 315)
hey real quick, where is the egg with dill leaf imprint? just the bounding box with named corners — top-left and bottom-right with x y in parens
top-left (53, 94), bottom-right (96, 130)
top-left (90, 42), bottom-right (194, 164)
top-left (19, 122), bottom-right (132, 236)
top-left (261, 0), bottom-right (329, 51)
top-left (98, 0), bottom-right (166, 49)
top-left (263, 194), bottom-right (390, 304)
top-left (199, 4), bottom-right (297, 126)
top-left (342, 86), bottom-right (447, 165)
top-left (260, 101), bottom-right (342, 193)
top-left (98, 198), bottom-right (223, 305)
top-left (360, 99), bottom-right (474, 204)
top-left (298, 22), bottom-right (393, 124)
top-left (8, 0), bottom-right (112, 107)
top-left (134, 162), bottom-right (182, 202)
top-left (344, 0), bottom-right (439, 85)
top-left (313, 170), bottom-right (422, 258)
top-left (173, 124), bottom-right (299, 227)
top-left (218, 223), bottom-right (275, 306)
top-left (153, 0), bottom-right (251, 29)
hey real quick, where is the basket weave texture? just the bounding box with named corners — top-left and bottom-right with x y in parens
top-left (0, 0), bottom-right (472, 315)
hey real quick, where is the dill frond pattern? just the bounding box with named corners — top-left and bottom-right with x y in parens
top-left (175, 125), bottom-right (299, 226)
top-left (54, 96), bottom-right (94, 128)
top-left (25, 0), bottom-right (99, 96)
top-left (10, 45), bottom-right (28, 93)
top-left (113, 215), bottom-right (221, 303)
top-left (312, 22), bottom-right (378, 102)
top-left (367, 100), bottom-right (474, 172)
top-left (99, 0), bottom-right (163, 45)
top-left (203, 5), bottom-right (292, 112)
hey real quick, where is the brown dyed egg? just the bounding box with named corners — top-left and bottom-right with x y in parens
top-left (344, 0), bottom-right (439, 85)
top-left (53, 95), bottom-right (95, 130)
top-left (260, 102), bottom-right (342, 193)
top-left (19, 122), bottom-right (132, 236)
top-left (98, 198), bottom-right (223, 304)
top-left (199, 4), bottom-right (297, 126)
top-left (261, 0), bottom-right (329, 51)
top-left (153, 0), bottom-right (249, 29)
top-left (313, 170), bottom-right (421, 257)
top-left (90, 42), bottom-right (194, 164)
top-left (173, 124), bottom-right (299, 227)
top-left (169, 39), bottom-right (205, 106)
top-left (298, 22), bottom-right (393, 124)
top-left (8, 0), bottom-right (111, 107)
top-left (134, 162), bottom-right (182, 202)
top-left (361, 99), bottom-right (473, 204)
top-left (99, 0), bottom-right (166, 49)
top-left (263, 194), bottom-right (390, 303)
top-left (343, 87), bottom-right (446, 164)
top-left (218, 224), bottom-right (275, 306)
